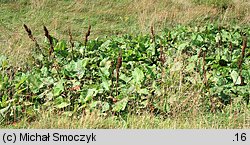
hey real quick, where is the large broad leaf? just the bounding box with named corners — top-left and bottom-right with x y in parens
top-left (101, 78), bottom-right (110, 91)
top-left (120, 73), bottom-right (132, 84)
top-left (15, 74), bottom-right (28, 89)
top-left (100, 40), bottom-right (111, 49)
top-left (29, 74), bottom-right (44, 94)
top-left (99, 58), bottom-right (110, 68)
top-left (56, 102), bottom-right (70, 109)
top-left (0, 104), bottom-right (10, 115)
top-left (231, 70), bottom-right (241, 85)
top-left (90, 101), bottom-right (101, 108)
top-left (102, 102), bottom-right (110, 112)
top-left (84, 88), bottom-right (98, 102)
top-left (41, 77), bottom-right (54, 86)
top-left (0, 55), bottom-right (8, 69)
top-left (132, 68), bottom-right (144, 84)
top-left (64, 59), bottom-right (88, 79)
top-left (53, 80), bottom-right (65, 97)
top-left (112, 98), bottom-right (128, 112)
top-left (100, 67), bottom-right (110, 77)
top-left (54, 96), bottom-right (70, 109)
top-left (0, 104), bottom-right (10, 123)
top-left (82, 58), bottom-right (89, 68)
top-left (138, 88), bottom-right (149, 95)
top-left (178, 42), bottom-right (189, 51)
top-left (196, 34), bottom-right (203, 42)
top-left (54, 96), bottom-right (64, 104)
top-left (54, 40), bottom-right (66, 51)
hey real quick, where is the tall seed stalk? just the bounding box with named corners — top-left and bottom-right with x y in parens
top-left (238, 36), bottom-right (247, 86)
top-left (159, 43), bottom-right (166, 89)
top-left (229, 41), bottom-right (233, 61)
top-left (109, 61), bottom-right (117, 103)
top-left (150, 25), bottom-right (158, 62)
top-left (110, 61), bottom-right (115, 97)
top-left (23, 24), bottom-right (42, 54)
top-left (83, 25), bottom-right (91, 57)
top-left (202, 49), bottom-right (215, 112)
top-left (84, 25), bottom-right (91, 47)
top-left (159, 43), bottom-right (167, 112)
top-left (202, 50), bottom-right (207, 87)
top-left (68, 28), bottom-right (74, 59)
top-left (116, 49), bottom-right (122, 96)
top-left (43, 26), bottom-right (54, 56)
top-left (150, 25), bottom-right (155, 43)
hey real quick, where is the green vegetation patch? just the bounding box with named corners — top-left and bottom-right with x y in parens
top-left (0, 24), bottom-right (250, 128)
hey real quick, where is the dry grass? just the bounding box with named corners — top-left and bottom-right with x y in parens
top-left (2, 108), bottom-right (249, 129)
top-left (132, 0), bottom-right (250, 32)
top-left (0, 0), bottom-right (249, 66)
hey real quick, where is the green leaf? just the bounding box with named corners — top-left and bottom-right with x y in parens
top-left (140, 100), bottom-right (148, 108)
top-left (138, 88), bottom-right (149, 95)
top-left (231, 70), bottom-right (241, 85)
top-left (120, 73), bottom-right (131, 83)
top-left (15, 75), bottom-right (27, 89)
top-left (1, 59), bottom-right (8, 69)
top-left (99, 58), bottom-right (109, 67)
top-left (0, 55), bottom-right (7, 68)
top-left (185, 62), bottom-right (195, 72)
top-left (1, 95), bottom-right (8, 106)
top-left (90, 101), bottom-right (101, 108)
top-left (0, 104), bottom-right (10, 123)
top-left (101, 78), bottom-right (110, 91)
top-left (196, 35), bottom-right (203, 42)
top-left (55, 96), bottom-right (64, 104)
top-left (56, 102), bottom-right (70, 109)
top-left (178, 42), bottom-right (189, 50)
top-left (16, 88), bottom-right (27, 94)
top-left (112, 97), bottom-right (128, 112)
top-left (29, 74), bottom-right (43, 94)
top-left (102, 102), bottom-right (110, 112)
top-left (82, 58), bottom-right (89, 68)
top-left (100, 67), bottom-right (110, 77)
top-left (85, 88), bottom-right (98, 102)
top-left (0, 104), bottom-right (10, 115)
top-left (54, 40), bottom-right (66, 51)
top-left (132, 68), bottom-right (144, 84)
top-left (53, 80), bottom-right (65, 97)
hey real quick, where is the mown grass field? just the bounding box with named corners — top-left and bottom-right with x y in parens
top-left (0, 0), bottom-right (250, 128)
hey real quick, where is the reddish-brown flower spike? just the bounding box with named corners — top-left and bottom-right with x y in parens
top-left (150, 25), bottom-right (155, 42)
top-left (115, 50), bottom-right (122, 96)
top-left (23, 24), bottom-right (32, 36)
top-left (242, 36), bottom-right (247, 58)
top-left (43, 26), bottom-right (54, 55)
top-left (86, 25), bottom-right (91, 38)
top-left (117, 50), bottom-right (122, 69)
top-left (159, 44), bottom-right (165, 65)
top-left (23, 24), bottom-right (41, 52)
top-left (68, 28), bottom-right (74, 48)
top-left (43, 26), bottom-right (49, 38)
top-left (84, 25), bottom-right (91, 46)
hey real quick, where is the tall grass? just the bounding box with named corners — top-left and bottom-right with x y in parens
top-left (2, 107), bottom-right (249, 129)
top-left (0, 0), bottom-right (250, 66)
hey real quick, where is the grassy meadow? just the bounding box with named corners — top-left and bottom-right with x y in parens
top-left (0, 0), bottom-right (250, 128)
